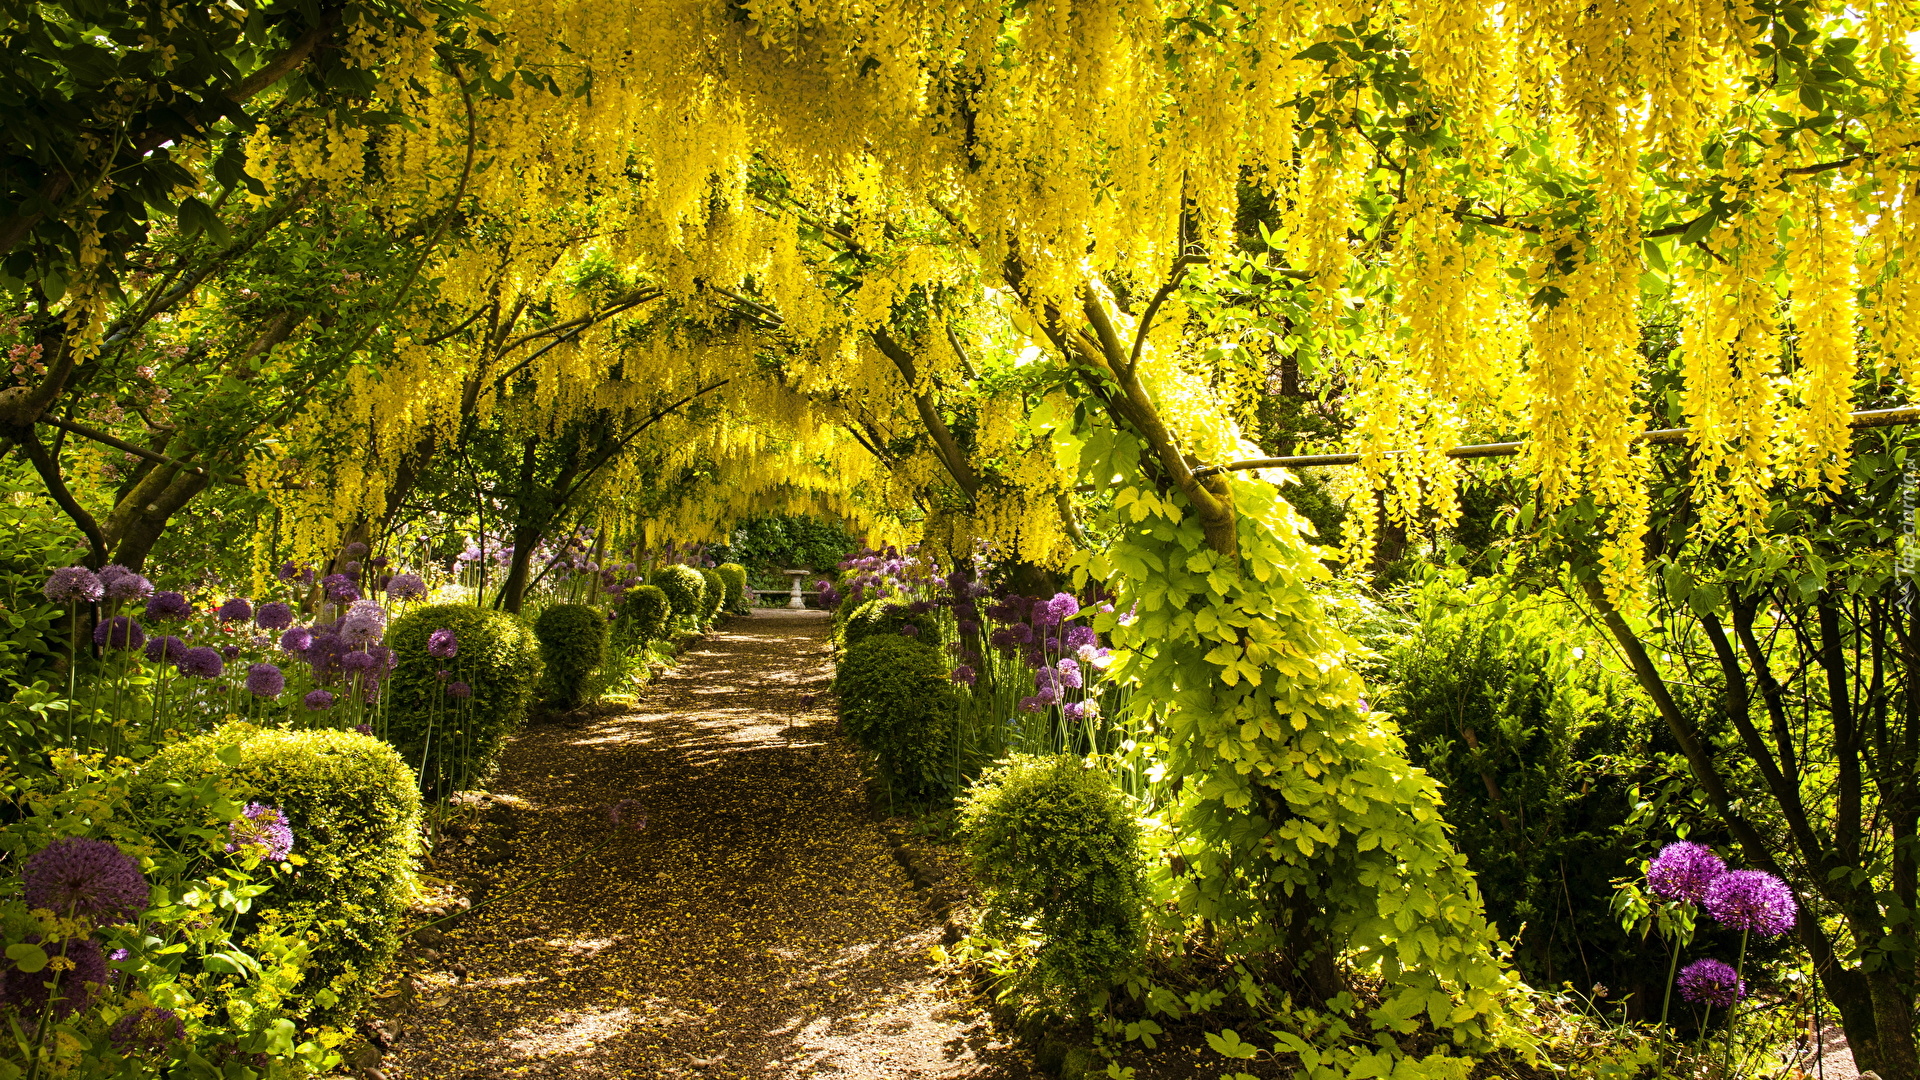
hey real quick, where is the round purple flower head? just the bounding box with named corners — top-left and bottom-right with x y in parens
top-left (92, 616), bottom-right (145, 651)
top-left (341, 600), bottom-right (388, 644)
top-left (216, 597), bottom-right (253, 622)
top-left (43, 566), bottom-right (103, 604)
top-left (950, 665), bottom-right (977, 686)
top-left (23, 837), bottom-right (149, 924)
top-left (303, 689), bottom-right (335, 711)
top-left (1646, 841), bottom-right (1725, 904)
top-left (254, 602), bottom-right (294, 631)
top-left (899, 624), bottom-right (920, 638)
top-left (344, 541), bottom-right (369, 558)
top-left (427, 628), bottom-right (458, 659)
top-left (1704, 869), bottom-right (1797, 937)
top-left (353, 723), bottom-right (373, 736)
top-left (341, 651), bottom-right (378, 678)
top-left (110, 1005), bottom-right (185, 1053)
top-left (279, 626), bottom-right (313, 654)
top-left (144, 590), bottom-right (191, 621)
top-left (97, 565), bottom-right (153, 603)
top-left (369, 556), bottom-right (389, 570)
top-left (448, 680), bottom-right (472, 699)
top-left (1047, 592), bottom-right (1081, 623)
top-left (225, 803), bottom-right (294, 861)
top-left (3, 935), bottom-right (106, 1017)
top-left (275, 560), bottom-right (302, 582)
top-left (320, 574), bottom-right (359, 603)
top-left (245, 663), bottom-right (285, 699)
top-left (143, 634), bottom-right (185, 664)
top-left (1675, 958), bottom-right (1745, 1007)
top-left (386, 572), bottom-right (427, 601)
top-left (218, 643), bottom-right (240, 661)
top-left (176, 646), bottom-right (223, 679)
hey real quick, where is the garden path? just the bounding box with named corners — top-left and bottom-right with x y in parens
top-left (376, 608), bottom-right (1033, 1080)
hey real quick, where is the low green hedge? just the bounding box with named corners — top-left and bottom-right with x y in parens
top-left (618, 583), bottom-right (672, 642)
top-left (833, 634), bottom-right (954, 800)
top-left (958, 754), bottom-right (1147, 1007)
top-left (839, 597), bottom-right (939, 651)
top-left (655, 565), bottom-right (706, 628)
top-left (534, 603), bottom-right (606, 708)
top-left (385, 604), bottom-right (542, 798)
top-left (697, 567), bottom-right (726, 624)
top-left (715, 562), bottom-right (749, 613)
top-left (142, 724), bottom-right (422, 1022)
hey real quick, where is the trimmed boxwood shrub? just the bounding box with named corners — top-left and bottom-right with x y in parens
top-left (715, 562), bottom-right (749, 613)
top-left (386, 604), bottom-right (542, 798)
top-left (697, 566), bottom-right (726, 624)
top-left (142, 724), bottom-right (422, 1022)
top-left (655, 564), bottom-right (706, 627)
top-left (534, 602), bottom-right (607, 708)
top-left (833, 634), bottom-right (954, 800)
top-left (839, 597), bottom-right (939, 651)
top-left (958, 754), bottom-right (1147, 1006)
top-left (619, 583), bottom-right (672, 642)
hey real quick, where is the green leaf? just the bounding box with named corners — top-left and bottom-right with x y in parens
top-left (5, 944), bottom-right (48, 973)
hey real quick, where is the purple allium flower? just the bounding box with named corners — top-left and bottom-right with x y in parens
top-left (1675, 958), bottom-right (1745, 1007)
top-left (899, 624), bottom-right (920, 638)
top-left (176, 646), bottom-right (223, 679)
top-left (275, 560), bottom-right (301, 582)
top-left (92, 616), bottom-right (145, 651)
top-left (1056, 657), bottom-right (1083, 689)
top-left (1035, 684), bottom-right (1060, 704)
top-left (988, 628), bottom-right (1014, 648)
top-left (1065, 624), bottom-right (1097, 650)
top-left (385, 572), bottom-right (427, 601)
top-left (218, 643), bottom-right (240, 660)
top-left (370, 556), bottom-right (389, 569)
top-left (225, 803), bottom-right (294, 861)
top-left (43, 566), bottom-right (103, 604)
top-left (1010, 623), bottom-right (1034, 644)
top-left (950, 665), bottom-right (977, 686)
top-left (144, 590), bottom-right (191, 621)
top-left (353, 723), bottom-right (372, 735)
top-left (303, 689), bottom-right (335, 711)
top-left (1704, 870), bottom-right (1797, 937)
top-left (344, 541), bottom-right (369, 558)
top-left (108, 949), bottom-right (128, 962)
top-left (1063, 701), bottom-right (1087, 720)
top-left (608, 799), bottom-right (648, 831)
top-left (245, 663), bottom-right (285, 698)
top-left (1048, 592), bottom-right (1081, 623)
top-left (109, 1005), bottom-right (184, 1053)
top-left (143, 634), bottom-right (185, 664)
top-left (216, 597), bottom-right (253, 622)
top-left (279, 626), bottom-right (312, 653)
top-left (3, 935), bottom-right (106, 1017)
top-left (427, 628), bottom-right (458, 658)
top-left (448, 680), bottom-right (471, 699)
top-left (343, 560), bottom-right (363, 576)
top-left (320, 574), bottom-right (359, 603)
top-left (341, 600), bottom-right (387, 644)
top-left (957, 619), bottom-right (980, 637)
top-left (341, 651), bottom-right (377, 678)
top-left (907, 599), bottom-right (935, 615)
top-left (1648, 841), bottom-right (1725, 904)
top-left (254, 602), bottom-right (294, 631)
top-left (1017, 695), bottom-right (1044, 713)
top-left (97, 565), bottom-right (153, 603)
top-left (23, 837), bottom-right (149, 924)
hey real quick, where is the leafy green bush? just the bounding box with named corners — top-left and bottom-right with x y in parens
top-left (654, 564), bottom-right (706, 628)
top-left (534, 603), bottom-right (606, 708)
top-left (141, 724), bottom-right (422, 1022)
top-left (697, 566), bottom-right (726, 624)
top-left (715, 562), bottom-right (749, 613)
top-left (838, 597), bottom-right (939, 651)
top-left (386, 604), bottom-right (542, 798)
top-left (833, 634), bottom-right (954, 799)
top-left (618, 583), bottom-right (672, 642)
top-left (1385, 579), bottom-right (1663, 993)
top-left (0, 466), bottom-right (79, 697)
top-left (958, 755), bottom-right (1146, 1006)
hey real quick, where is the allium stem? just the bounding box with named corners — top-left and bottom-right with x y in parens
top-left (1723, 928), bottom-right (1749, 1077)
top-left (1660, 925), bottom-right (1681, 1029)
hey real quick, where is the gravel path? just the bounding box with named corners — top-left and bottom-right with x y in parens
top-left (375, 609), bottom-right (1033, 1080)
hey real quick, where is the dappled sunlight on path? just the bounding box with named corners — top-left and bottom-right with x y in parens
top-left (378, 609), bottom-right (1032, 1079)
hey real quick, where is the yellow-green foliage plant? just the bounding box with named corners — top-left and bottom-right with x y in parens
top-left (715, 562), bottom-right (750, 613)
top-left (1050, 406), bottom-right (1529, 1073)
top-left (386, 605), bottom-right (543, 799)
top-left (833, 634), bottom-right (955, 801)
top-left (618, 583), bottom-right (672, 643)
top-left (654, 565), bottom-right (706, 630)
top-left (141, 725), bottom-right (422, 1025)
top-left (533, 602), bottom-right (608, 709)
top-left (696, 566), bottom-right (726, 625)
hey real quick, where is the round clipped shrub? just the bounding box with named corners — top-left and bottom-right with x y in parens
top-left (840, 597), bottom-right (939, 651)
top-left (715, 562), bottom-right (750, 613)
top-left (533, 602), bottom-right (606, 708)
top-left (386, 604), bottom-right (542, 797)
top-left (618, 583), bottom-right (672, 642)
top-left (697, 567), bottom-right (726, 624)
top-left (958, 755), bottom-right (1147, 1006)
top-left (141, 724), bottom-right (422, 1021)
top-left (833, 634), bottom-right (954, 800)
top-left (655, 564), bottom-right (706, 628)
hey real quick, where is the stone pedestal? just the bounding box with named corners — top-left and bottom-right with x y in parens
top-left (784, 570), bottom-right (809, 609)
